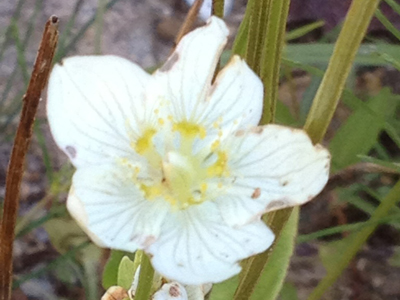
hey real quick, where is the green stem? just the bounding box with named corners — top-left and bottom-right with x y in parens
top-left (212, 0), bottom-right (225, 18)
top-left (304, 0), bottom-right (381, 144)
top-left (135, 251), bottom-right (155, 300)
top-left (307, 180), bottom-right (400, 300)
top-left (259, 0), bottom-right (290, 124)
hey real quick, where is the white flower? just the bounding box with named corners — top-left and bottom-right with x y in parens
top-left (47, 17), bottom-right (330, 285)
top-left (128, 264), bottom-right (212, 300)
top-left (184, 0), bottom-right (235, 20)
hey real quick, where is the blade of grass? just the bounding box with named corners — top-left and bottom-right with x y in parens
top-left (54, 0), bottom-right (124, 61)
top-left (57, 0), bottom-right (84, 52)
top-left (307, 180), bottom-right (400, 300)
top-left (303, 0), bottom-right (381, 143)
top-left (375, 8), bottom-right (400, 41)
top-left (385, 0), bottom-right (400, 15)
top-left (1, 0), bottom-right (42, 106)
top-left (0, 0), bottom-right (25, 63)
top-left (298, 213), bottom-right (400, 243)
top-left (13, 241), bottom-right (90, 289)
top-left (286, 20), bottom-right (325, 41)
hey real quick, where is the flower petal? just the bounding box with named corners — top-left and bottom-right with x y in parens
top-left (47, 55), bottom-right (151, 168)
top-left (197, 55), bottom-right (263, 132)
top-left (152, 16), bottom-right (229, 121)
top-left (147, 202), bottom-right (274, 285)
top-left (217, 125), bottom-right (330, 227)
top-left (68, 163), bottom-right (169, 251)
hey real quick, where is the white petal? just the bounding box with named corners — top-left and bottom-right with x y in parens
top-left (198, 55), bottom-right (263, 133)
top-left (47, 55), bottom-right (151, 168)
top-left (152, 17), bottom-right (229, 121)
top-left (147, 202), bottom-right (274, 285)
top-left (218, 125), bottom-right (330, 227)
top-left (152, 282), bottom-right (188, 300)
top-left (68, 164), bottom-right (169, 251)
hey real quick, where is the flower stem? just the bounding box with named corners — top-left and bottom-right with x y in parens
top-left (212, 0), bottom-right (225, 19)
top-left (135, 251), bottom-right (155, 300)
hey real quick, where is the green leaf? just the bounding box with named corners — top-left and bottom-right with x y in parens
top-left (329, 88), bottom-right (389, 171)
top-left (233, 208), bottom-right (298, 300)
top-left (118, 256), bottom-right (136, 290)
top-left (102, 250), bottom-right (135, 289)
top-left (250, 207), bottom-right (299, 300)
top-left (209, 276), bottom-right (239, 300)
top-left (135, 252), bottom-right (155, 300)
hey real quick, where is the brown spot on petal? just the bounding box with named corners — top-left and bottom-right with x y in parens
top-left (234, 130), bottom-right (245, 137)
top-left (169, 283), bottom-right (181, 297)
top-left (281, 180), bottom-right (289, 187)
top-left (65, 145), bottom-right (76, 158)
top-left (251, 188), bottom-right (261, 199)
top-left (143, 235), bottom-right (156, 248)
top-left (159, 52), bottom-right (179, 72)
top-left (251, 127), bottom-right (264, 134)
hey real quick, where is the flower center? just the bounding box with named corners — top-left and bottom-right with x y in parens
top-left (131, 121), bottom-right (228, 210)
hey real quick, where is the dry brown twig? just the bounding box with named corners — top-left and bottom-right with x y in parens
top-left (174, 0), bottom-right (205, 47)
top-left (325, 162), bottom-right (399, 192)
top-left (0, 16), bottom-right (59, 300)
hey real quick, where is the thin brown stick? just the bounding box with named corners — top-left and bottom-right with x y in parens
top-left (0, 16), bottom-right (58, 300)
top-left (325, 162), bottom-right (399, 192)
top-left (174, 0), bottom-right (204, 47)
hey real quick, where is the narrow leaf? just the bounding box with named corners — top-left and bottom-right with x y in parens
top-left (303, 0), bottom-right (382, 144)
top-left (307, 180), bottom-right (400, 300)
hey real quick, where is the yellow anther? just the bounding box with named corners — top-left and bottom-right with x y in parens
top-left (135, 128), bottom-right (156, 154)
top-left (200, 183), bottom-right (208, 193)
top-left (173, 121), bottom-right (206, 139)
top-left (158, 118), bottom-right (165, 125)
top-left (208, 151), bottom-right (229, 177)
top-left (140, 184), bottom-right (162, 200)
top-left (211, 140), bottom-right (220, 151)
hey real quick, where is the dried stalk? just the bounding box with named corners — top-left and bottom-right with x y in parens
top-left (0, 16), bottom-right (58, 300)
